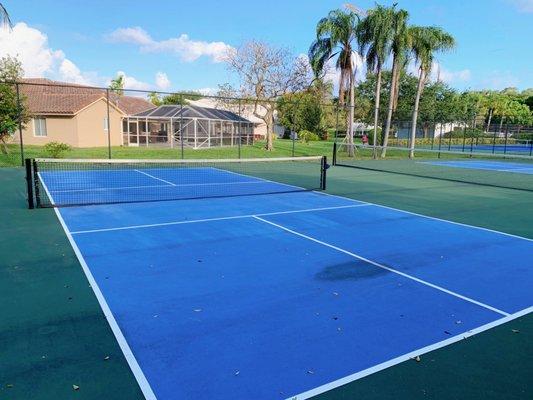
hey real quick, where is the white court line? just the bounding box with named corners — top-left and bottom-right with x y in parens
top-left (497, 167), bottom-right (533, 173)
top-left (285, 306), bottom-right (532, 400)
top-left (37, 174), bottom-right (158, 400)
top-left (253, 216), bottom-right (510, 317)
top-left (49, 179), bottom-right (269, 193)
top-left (313, 190), bottom-right (533, 243)
top-left (70, 204), bottom-right (370, 235)
top-left (135, 169), bottom-right (176, 186)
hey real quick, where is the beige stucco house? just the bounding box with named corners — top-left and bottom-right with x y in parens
top-left (13, 79), bottom-right (154, 147)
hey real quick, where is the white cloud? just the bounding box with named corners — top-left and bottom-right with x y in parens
top-left (106, 27), bottom-right (233, 63)
top-left (508, 0), bottom-right (533, 13)
top-left (196, 87), bottom-right (218, 95)
top-left (480, 70), bottom-right (520, 90)
top-left (0, 22), bottom-right (173, 92)
top-left (407, 61), bottom-right (471, 85)
top-left (155, 72), bottom-right (171, 90)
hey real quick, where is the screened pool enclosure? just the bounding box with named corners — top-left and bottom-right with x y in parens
top-left (122, 105), bottom-right (255, 148)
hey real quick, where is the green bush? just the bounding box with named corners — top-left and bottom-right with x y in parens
top-left (44, 141), bottom-right (71, 158)
top-left (298, 130), bottom-right (320, 143)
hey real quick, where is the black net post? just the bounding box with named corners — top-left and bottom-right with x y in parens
top-left (105, 89), bottom-right (112, 159)
top-left (320, 156), bottom-right (327, 190)
top-left (32, 159), bottom-right (41, 208)
top-left (332, 142), bottom-right (337, 166)
top-left (25, 158), bottom-right (34, 209)
top-left (180, 98), bottom-right (184, 159)
top-left (491, 125), bottom-right (497, 154)
top-left (16, 83), bottom-right (25, 167)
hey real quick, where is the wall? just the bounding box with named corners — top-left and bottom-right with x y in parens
top-left (14, 116), bottom-right (79, 146)
top-left (76, 99), bottom-right (123, 147)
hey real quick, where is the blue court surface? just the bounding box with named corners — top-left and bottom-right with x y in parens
top-left (421, 160), bottom-right (533, 174)
top-left (40, 166), bottom-right (533, 400)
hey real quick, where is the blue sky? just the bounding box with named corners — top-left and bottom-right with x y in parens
top-left (2, 0), bottom-right (532, 92)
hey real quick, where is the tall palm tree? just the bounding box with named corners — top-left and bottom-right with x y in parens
top-left (0, 3), bottom-right (12, 30)
top-left (408, 26), bottom-right (455, 158)
top-left (309, 9), bottom-right (363, 157)
top-left (381, 7), bottom-right (409, 158)
top-left (357, 4), bottom-right (395, 158)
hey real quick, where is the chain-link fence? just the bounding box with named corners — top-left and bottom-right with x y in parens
top-left (1, 80), bottom-right (532, 167)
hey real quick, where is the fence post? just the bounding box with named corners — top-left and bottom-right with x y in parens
top-left (437, 120), bottom-right (443, 158)
top-left (461, 118), bottom-right (467, 152)
top-left (503, 120), bottom-right (509, 154)
top-left (106, 89), bottom-right (111, 159)
top-left (180, 98), bottom-right (184, 159)
top-left (238, 99), bottom-right (242, 159)
top-left (16, 83), bottom-right (25, 166)
top-left (491, 124), bottom-right (497, 154)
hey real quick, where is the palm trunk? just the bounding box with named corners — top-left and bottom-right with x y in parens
top-left (498, 116), bottom-right (505, 134)
top-left (485, 109), bottom-right (493, 133)
top-left (381, 58), bottom-right (399, 158)
top-left (409, 68), bottom-right (425, 159)
top-left (347, 72), bottom-right (355, 157)
top-left (372, 66), bottom-right (382, 159)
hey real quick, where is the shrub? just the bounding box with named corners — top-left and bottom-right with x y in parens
top-left (298, 130), bottom-right (320, 143)
top-left (44, 141), bottom-right (71, 158)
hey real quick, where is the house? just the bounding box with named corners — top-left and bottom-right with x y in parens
top-left (13, 79), bottom-right (154, 147)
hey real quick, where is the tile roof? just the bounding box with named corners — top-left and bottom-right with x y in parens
top-left (19, 78), bottom-right (155, 116)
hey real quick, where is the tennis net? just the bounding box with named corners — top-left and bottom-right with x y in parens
top-left (26, 156), bottom-right (327, 208)
top-left (333, 143), bottom-right (533, 192)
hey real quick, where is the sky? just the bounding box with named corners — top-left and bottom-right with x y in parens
top-left (1, 0), bottom-right (532, 94)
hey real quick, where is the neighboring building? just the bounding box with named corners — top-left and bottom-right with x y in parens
top-left (188, 98), bottom-right (285, 139)
top-left (13, 78), bottom-right (154, 147)
top-left (125, 105), bottom-right (255, 148)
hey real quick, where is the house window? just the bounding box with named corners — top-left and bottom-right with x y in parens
top-left (33, 118), bottom-right (47, 137)
top-left (103, 117), bottom-right (109, 132)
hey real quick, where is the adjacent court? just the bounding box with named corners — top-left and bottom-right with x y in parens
top-left (422, 160), bottom-right (533, 174)
top-left (28, 157), bottom-right (533, 400)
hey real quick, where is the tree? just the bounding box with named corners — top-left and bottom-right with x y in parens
top-left (357, 4), bottom-right (395, 158)
top-left (408, 26), bottom-right (455, 158)
top-left (0, 56), bottom-right (30, 154)
top-left (381, 6), bottom-right (409, 157)
top-left (309, 8), bottom-right (363, 156)
top-left (223, 41), bottom-right (310, 151)
top-left (109, 74), bottom-right (125, 95)
top-left (0, 2), bottom-right (12, 31)
top-left (277, 90), bottom-right (324, 138)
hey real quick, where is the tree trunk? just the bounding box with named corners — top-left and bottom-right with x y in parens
top-left (264, 107), bottom-right (274, 151)
top-left (0, 136), bottom-right (9, 155)
top-left (347, 72), bottom-right (355, 157)
top-left (409, 68), bottom-right (426, 159)
top-left (498, 116), bottom-right (505, 134)
top-left (381, 58), bottom-right (399, 158)
top-left (485, 109), bottom-right (493, 133)
top-left (372, 66), bottom-right (382, 159)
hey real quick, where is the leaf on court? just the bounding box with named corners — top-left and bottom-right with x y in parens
top-left (6, 384), bottom-right (13, 388)
top-left (455, 320), bottom-right (462, 324)
top-left (333, 292), bottom-right (339, 296)
top-left (194, 309), bottom-right (203, 312)
top-left (234, 370), bottom-right (240, 376)
top-left (72, 385), bottom-right (80, 391)
top-left (307, 370), bottom-right (315, 374)
top-left (104, 356), bottom-right (110, 361)
top-left (511, 329), bottom-right (520, 333)
top-left (414, 356), bottom-right (421, 362)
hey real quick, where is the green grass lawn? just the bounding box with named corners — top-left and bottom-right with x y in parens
top-left (0, 139), bottom-right (336, 167)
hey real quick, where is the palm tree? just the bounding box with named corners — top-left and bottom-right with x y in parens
top-left (381, 7), bottom-right (409, 158)
top-left (357, 4), bottom-right (395, 158)
top-left (408, 26), bottom-right (455, 158)
top-left (0, 3), bottom-right (12, 31)
top-left (309, 8), bottom-right (363, 157)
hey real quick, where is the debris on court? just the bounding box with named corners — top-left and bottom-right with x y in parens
top-left (72, 385), bottom-right (80, 391)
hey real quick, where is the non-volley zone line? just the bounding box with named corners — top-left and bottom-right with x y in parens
top-left (70, 203), bottom-right (370, 235)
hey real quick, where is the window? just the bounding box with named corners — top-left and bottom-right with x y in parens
top-left (103, 117), bottom-right (109, 132)
top-left (33, 118), bottom-right (47, 137)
